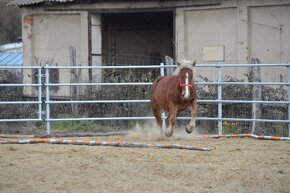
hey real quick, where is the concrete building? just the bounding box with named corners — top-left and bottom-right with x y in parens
top-left (8, 0), bottom-right (290, 97)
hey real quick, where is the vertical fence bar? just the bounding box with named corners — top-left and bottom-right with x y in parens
top-left (37, 68), bottom-right (42, 120)
top-left (45, 64), bottom-right (51, 135)
top-left (288, 61), bottom-right (290, 137)
top-left (251, 60), bottom-right (262, 134)
top-left (217, 62), bottom-right (223, 135)
top-left (160, 63), bottom-right (166, 130)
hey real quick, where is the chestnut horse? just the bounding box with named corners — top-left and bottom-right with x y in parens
top-left (150, 59), bottom-right (197, 137)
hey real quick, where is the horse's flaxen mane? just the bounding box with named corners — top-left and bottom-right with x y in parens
top-left (172, 59), bottom-right (194, 76)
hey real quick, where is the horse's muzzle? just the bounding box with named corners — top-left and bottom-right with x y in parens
top-left (181, 95), bottom-right (193, 101)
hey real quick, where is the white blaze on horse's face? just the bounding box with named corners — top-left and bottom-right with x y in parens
top-left (184, 72), bottom-right (190, 99)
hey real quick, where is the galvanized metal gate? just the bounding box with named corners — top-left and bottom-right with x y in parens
top-left (0, 62), bottom-right (289, 136)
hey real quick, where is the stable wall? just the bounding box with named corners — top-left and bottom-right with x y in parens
top-left (176, 0), bottom-right (290, 82)
top-left (20, 0), bottom-right (290, 98)
top-left (22, 9), bottom-right (89, 97)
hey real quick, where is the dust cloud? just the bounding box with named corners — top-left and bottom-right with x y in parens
top-left (128, 120), bottom-right (203, 141)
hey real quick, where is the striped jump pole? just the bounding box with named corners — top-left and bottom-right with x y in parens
top-left (194, 134), bottom-right (290, 141)
top-left (0, 138), bottom-right (214, 151)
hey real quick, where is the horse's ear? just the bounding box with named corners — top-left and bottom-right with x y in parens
top-left (192, 60), bottom-right (196, 67)
top-left (177, 61), bottom-right (181, 66)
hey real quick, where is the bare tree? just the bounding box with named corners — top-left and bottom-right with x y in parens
top-left (0, 0), bottom-right (21, 44)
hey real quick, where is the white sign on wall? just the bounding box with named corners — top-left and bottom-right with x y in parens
top-left (202, 46), bottom-right (225, 62)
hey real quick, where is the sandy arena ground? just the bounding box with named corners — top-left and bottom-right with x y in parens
top-left (0, 127), bottom-right (290, 193)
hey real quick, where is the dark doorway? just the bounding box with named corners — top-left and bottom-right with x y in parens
top-left (102, 11), bottom-right (174, 65)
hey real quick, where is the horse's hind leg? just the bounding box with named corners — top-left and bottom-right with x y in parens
top-left (152, 105), bottom-right (163, 131)
top-left (186, 99), bottom-right (197, 133)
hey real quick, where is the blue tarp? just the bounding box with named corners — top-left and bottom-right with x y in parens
top-left (0, 53), bottom-right (23, 66)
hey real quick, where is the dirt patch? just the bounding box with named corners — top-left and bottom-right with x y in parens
top-left (0, 129), bottom-right (289, 193)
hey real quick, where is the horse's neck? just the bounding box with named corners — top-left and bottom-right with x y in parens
top-left (168, 75), bottom-right (180, 88)
top-left (169, 75), bottom-right (179, 81)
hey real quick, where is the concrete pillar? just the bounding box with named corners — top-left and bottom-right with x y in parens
top-left (80, 11), bottom-right (89, 66)
top-left (237, 1), bottom-right (248, 63)
top-left (91, 14), bottom-right (102, 87)
top-left (80, 11), bottom-right (89, 95)
top-left (22, 8), bottom-right (34, 96)
top-left (175, 8), bottom-right (185, 61)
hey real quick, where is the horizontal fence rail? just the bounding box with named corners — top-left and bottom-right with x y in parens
top-left (0, 67), bottom-right (42, 123)
top-left (0, 62), bottom-right (289, 136)
top-left (46, 82), bottom-right (289, 86)
top-left (46, 99), bottom-right (289, 104)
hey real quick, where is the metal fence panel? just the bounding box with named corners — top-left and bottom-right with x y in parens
top-left (0, 62), bottom-right (289, 136)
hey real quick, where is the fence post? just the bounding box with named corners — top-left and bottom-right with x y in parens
top-left (165, 56), bottom-right (174, 75)
top-left (45, 64), bottom-right (51, 135)
top-left (288, 61), bottom-right (290, 137)
top-left (217, 62), bottom-right (223, 135)
top-left (251, 59), bottom-right (262, 134)
top-left (160, 63), bottom-right (166, 130)
top-left (69, 46), bottom-right (80, 115)
top-left (37, 68), bottom-right (42, 120)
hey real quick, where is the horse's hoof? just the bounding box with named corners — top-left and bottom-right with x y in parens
top-left (165, 130), bottom-right (173, 137)
top-left (186, 124), bottom-right (194, 134)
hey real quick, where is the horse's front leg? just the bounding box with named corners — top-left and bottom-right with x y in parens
top-left (152, 105), bottom-right (163, 132)
top-left (165, 105), bottom-right (177, 137)
top-left (186, 99), bottom-right (197, 133)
